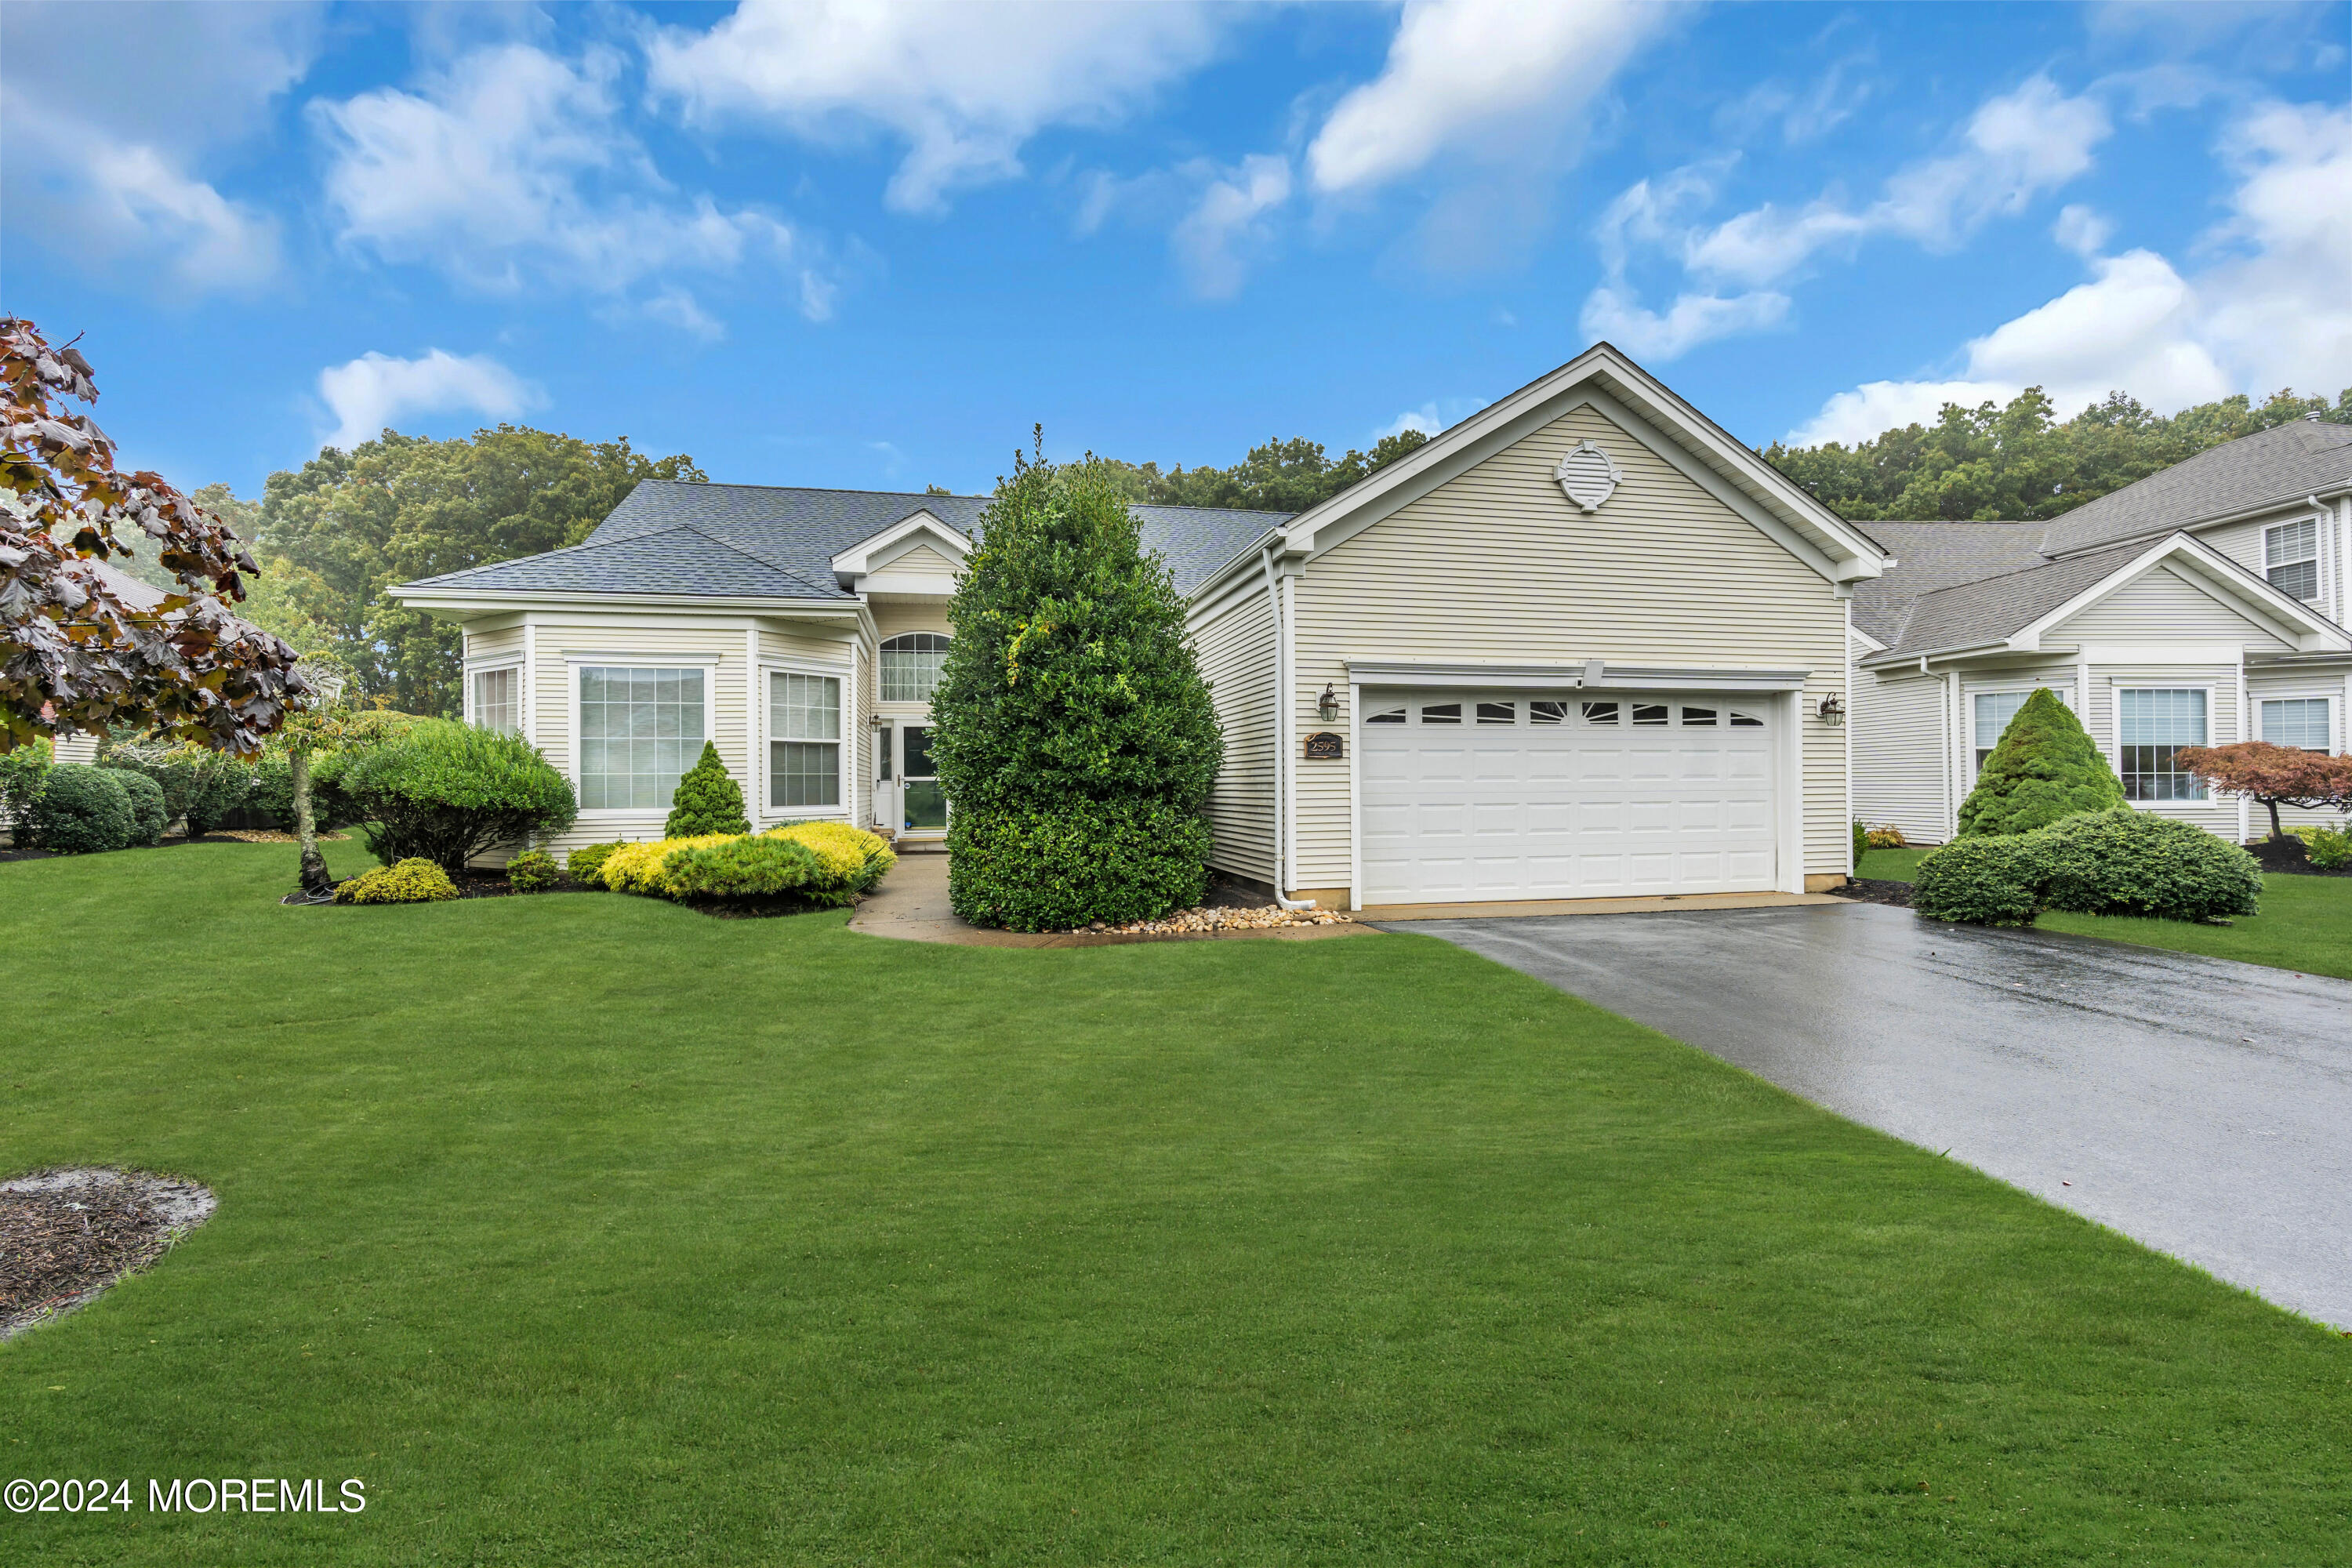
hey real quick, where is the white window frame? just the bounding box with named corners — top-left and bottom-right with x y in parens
top-left (2263, 517), bottom-right (2321, 604)
top-left (564, 654), bottom-right (720, 818)
top-left (2114, 684), bottom-right (2213, 805)
top-left (466, 656), bottom-right (523, 735)
top-left (757, 659), bottom-right (853, 821)
top-left (878, 631), bottom-right (952, 706)
top-left (1967, 688), bottom-right (2036, 777)
top-left (2257, 693), bottom-right (2336, 753)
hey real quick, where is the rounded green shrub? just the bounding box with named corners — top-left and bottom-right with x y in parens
top-left (333, 857), bottom-right (461, 905)
top-left (1958, 688), bottom-right (2126, 837)
top-left (1913, 835), bottom-right (2047, 927)
top-left (342, 720), bottom-right (578, 877)
top-left (0, 737), bottom-right (53, 839)
top-left (2298, 825), bottom-right (2352, 871)
top-left (931, 450), bottom-right (1223, 931)
top-left (2034, 808), bottom-right (2260, 922)
top-left (102, 744), bottom-right (252, 837)
top-left (27, 762), bottom-right (136, 855)
top-left (505, 848), bottom-right (562, 892)
top-left (567, 840), bottom-right (625, 889)
top-left (109, 768), bottom-right (169, 847)
top-left (662, 834), bottom-right (825, 900)
top-left (949, 799), bottom-right (1214, 931)
top-left (664, 742), bottom-right (750, 837)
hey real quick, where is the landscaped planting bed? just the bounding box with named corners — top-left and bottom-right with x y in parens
top-left (5, 843), bottom-right (2347, 1564)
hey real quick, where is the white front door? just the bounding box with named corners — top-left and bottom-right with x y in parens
top-left (1359, 690), bottom-right (1777, 905)
top-left (874, 722), bottom-right (949, 835)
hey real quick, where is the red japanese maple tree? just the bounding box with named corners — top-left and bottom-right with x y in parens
top-left (2, 317), bottom-right (307, 753)
top-left (2176, 740), bottom-right (2352, 841)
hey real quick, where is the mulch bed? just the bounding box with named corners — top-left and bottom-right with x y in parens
top-left (1, 1168), bottom-right (216, 1339)
top-left (2249, 838), bottom-right (2352, 878)
top-left (1827, 878), bottom-right (1915, 909)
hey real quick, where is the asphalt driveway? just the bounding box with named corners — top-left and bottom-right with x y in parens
top-left (1393, 900), bottom-right (2352, 1329)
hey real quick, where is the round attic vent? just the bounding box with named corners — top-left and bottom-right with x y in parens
top-left (1555, 441), bottom-right (1624, 513)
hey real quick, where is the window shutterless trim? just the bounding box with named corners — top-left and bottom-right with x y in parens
top-left (757, 658), bottom-right (855, 819)
top-left (572, 664), bottom-right (712, 814)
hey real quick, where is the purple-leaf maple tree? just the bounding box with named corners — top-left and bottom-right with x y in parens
top-left (2176, 740), bottom-right (2352, 841)
top-left (2, 317), bottom-right (307, 753)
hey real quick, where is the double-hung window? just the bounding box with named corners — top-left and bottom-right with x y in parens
top-left (2118, 688), bottom-right (2208, 801)
top-left (880, 633), bottom-right (950, 703)
top-left (578, 667), bottom-right (706, 809)
top-left (2260, 697), bottom-right (2332, 751)
top-left (2263, 518), bottom-right (2319, 603)
top-left (770, 671), bottom-right (841, 809)
top-left (472, 667), bottom-right (518, 735)
top-left (1972, 690), bottom-right (2031, 774)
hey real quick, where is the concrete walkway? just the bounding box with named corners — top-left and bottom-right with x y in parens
top-left (848, 851), bottom-right (1374, 949)
top-left (1393, 899), bottom-right (2352, 1329)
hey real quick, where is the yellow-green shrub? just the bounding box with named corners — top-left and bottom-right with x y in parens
top-left (600, 834), bottom-right (740, 897)
top-left (334, 857), bottom-right (460, 905)
top-left (764, 821), bottom-right (895, 889)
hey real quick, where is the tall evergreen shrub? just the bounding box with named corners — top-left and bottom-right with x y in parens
top-left (664, 742), bottom-right (750, 837)
top-left (1957, 688), bottom-right (2125, 836)
top-left (931, 445), bottom-right (1224, 931)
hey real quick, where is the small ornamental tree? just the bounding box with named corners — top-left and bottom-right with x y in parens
top-left (2176, 741), bottom-right (2352, 842)
top-left (340, 719), bottom-right (578, 876)
top-left (665, 741), bottom-right (750, 837)
top-left (2, 317), bottom-right (308, 753)
top-left (930, 439), bottom-right (1224, 931)
top-left (1958, 687), bottom-right (2126, 836)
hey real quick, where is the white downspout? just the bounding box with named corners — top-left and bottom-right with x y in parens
top-left (1259, 544), bottom-right (1315, 910)
top-left (1944, 667), bottom-right (1963, 840)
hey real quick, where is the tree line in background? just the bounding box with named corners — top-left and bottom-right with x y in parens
top-left (1763, 385), bottom-right (2352, 523)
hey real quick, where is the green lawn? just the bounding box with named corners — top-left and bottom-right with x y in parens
top-left (5, 844), bottom-right (2347, 1565)
top-left (1857, 845), bottom-right (2352, 981)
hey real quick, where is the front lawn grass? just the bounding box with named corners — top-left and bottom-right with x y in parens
top-left (1858, 844), bottom-right (2352, 981)
top-left (5, 844), bottom-right (2347, 1565)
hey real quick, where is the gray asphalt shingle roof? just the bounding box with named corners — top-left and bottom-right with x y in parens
top-left (405, 481), bottom-right (1293, 601)
top-left (2037, 419), bottom-right (2352, 555)
top-left (1848, 521), bottom-right (2049, 645)
top-left (1867, 538), bottom-right (2156, 660)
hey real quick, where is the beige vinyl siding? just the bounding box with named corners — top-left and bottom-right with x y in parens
top-left (2198, 506), bottom-right (2336, 619)
top-left (880, 543), bottom-right (960, 588)
top-left (1852, 666), bottom-right (1949, 844)
top-left (2045, 563), bottom-right (2295, 651)
top-left (464, 624), bottom-right (524, 662)
top-left (871, 600), bottom-right (953, 644)
top-left (1189, 585), bottom-right (1278, 884)
top-left (2081, 662), bottom-right (2246, 839)
top-left (1289, 401), bottom-right (1852, 891)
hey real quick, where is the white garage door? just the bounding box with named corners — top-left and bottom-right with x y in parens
top-left (1359, 691), bottom-right (1779, 905)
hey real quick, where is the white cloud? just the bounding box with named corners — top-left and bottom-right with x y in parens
top-left (1376, 396), bottom-right (1488, 441)
top-left (0, 0), bottom-right (319, 293)
top-left (1171, 155), bottom-right (1291, 299)
top-left (1305, 0), bottom-right (1668, 194)
top-left (1787, 100), bottom-right (2351, 446)
top-left (1580, 285), bottom-right (1791, 361)
top-left (1682, 76), bottom-right (2113, 288)
top-left (641, 286), bottom-right (728, 343)
top-left (314, 43), bottom-right (831, 319)
top-left (645, 0), bottom-right (1224, 216)
top-left (318, 350), bottom-right (539, 453)
top-left (2053, 202), bottom-right (2113, 257)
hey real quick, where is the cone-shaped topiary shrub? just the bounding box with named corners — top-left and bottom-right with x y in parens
top-left (2034, 808), bottom-right (2260, 922)
top-left (1957, 687), bottom-right (2125, 837)
top-left (664, 741), bottom-right (750, 838)
top-left (27, 762), bottom-right (135, 854)
top-left (929, 443), bottom-right (1223, 931)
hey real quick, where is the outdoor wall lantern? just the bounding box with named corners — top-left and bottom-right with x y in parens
top-left (1817, 694), bottom-right (1846, 727)
top-left (1317, 683), bottom-right (1341, 721)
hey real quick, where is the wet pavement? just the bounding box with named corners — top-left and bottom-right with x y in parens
top-left (1393, 901), bottom-right (2352, 1328)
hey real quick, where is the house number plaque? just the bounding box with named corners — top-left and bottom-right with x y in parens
top-left (1302, 731), bottom-right (1344, 760)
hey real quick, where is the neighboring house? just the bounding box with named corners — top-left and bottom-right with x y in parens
top-left (391, 344), bottom-right (1886, 909)
top-left (1849, 417), bottom-right (2352, 844)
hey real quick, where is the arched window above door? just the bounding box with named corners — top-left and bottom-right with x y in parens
top-left (880, 632), bottom-right (951, 702)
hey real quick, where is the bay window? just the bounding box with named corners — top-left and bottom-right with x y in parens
top-left (579, 666), bottom-right (706, 809)
top-left (472, 667), bottom-right (518, 735)
top-left (2118, 688), bottom-right (2207, 801)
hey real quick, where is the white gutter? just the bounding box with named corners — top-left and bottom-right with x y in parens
top-left (1258, 545), bottom-right (1314, 911)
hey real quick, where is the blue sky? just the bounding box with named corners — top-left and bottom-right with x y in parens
top-left (4, 2), bottom-right (2347, 504)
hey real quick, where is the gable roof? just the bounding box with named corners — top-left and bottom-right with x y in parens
top-left (396, 481), bottom-right (1296, 604)
top-left (1250, 342), bottom-right (1886, 593)
top-left (2038, 418), bottom-right (2352, 556)
top-left (1861, 531), bottom-right (2351, 664)
top-left (1847, 520), bottom-right (2051, 645)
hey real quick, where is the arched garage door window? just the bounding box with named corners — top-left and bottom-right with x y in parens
top-left (880, 633), bottom-right (950, 702)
